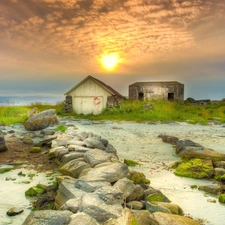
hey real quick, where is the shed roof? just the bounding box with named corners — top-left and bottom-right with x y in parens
top-left (65, 75), bottom-right (124, 97)
top-left (129, 81), bottom-right (183, 86)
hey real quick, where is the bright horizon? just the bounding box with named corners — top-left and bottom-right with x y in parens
top-left (0, 0), bottom-right (225, 100)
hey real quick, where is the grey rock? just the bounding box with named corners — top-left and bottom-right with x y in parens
top-left (153, 212), bottom-right (200, 225)
top-left (99, 139), bottom-right (109, 147)
top-left (176, 139), bottom-right (202, 154)
top-left (59, 159), bottom-right (91, 178)
top-left (80, 192), bottom-right (123, 222)
top-left (126, 201), bottom-right (144, 210)
top-left (214, 161), bottom-right (225, 169)
top-left (51, 138), bottom-right (68, 148)
top-left (84, 162), bottom-right (129, 183)
top-left (54, 147), bottom-right (69, 159)
top-left (55, 178), bottom-right (86, 208)
top-left (68, 145), bottom-right (92, 152)
top-left (126, 184), bottom-right (145, 202)
top-left (105, 144), bottom-right (118, 156)
top-left (22, 210), bottom-right (73, 225)
top-left (22, 135), bottom-right (33, 144)
top-left (95, 186), bottom-right (124, 204)
top-left (69, 212), bottom-right (99, 225)
top-left (84, 138), bottom-right (106, 150)
top-left (75, 178), bottom-right (111, 193)
top-left (67, 140), bottom-right (85, 146)
top-left (162, 135), bottom-right (179, 145)
top-left (61, 152), bottom-right (84, 164)
top-left (113, 177), bottom-right (136, 199)
top-left (6, 207), bottom-right (24, 216)
top-left (76, 131), bottom-right (89, 140)
top-left (0, 135), bottom-right (8, 152)
top-left (146, 202), bottom-right (171, 214)
top-left (61, 198), bottom-right (81, 213)
top-left (24, 109), bottom-right (59, 131)
top-left (178, 147), bottom-right (225, 161)
top-left (83, 149), bottom-right (114, 167)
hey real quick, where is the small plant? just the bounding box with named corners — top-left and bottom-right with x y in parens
top-left (55, 124), bottom-right (67, 132)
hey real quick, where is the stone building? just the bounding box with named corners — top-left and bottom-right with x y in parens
top-left (64, 76), bottom-right (125, 115)
top-left (129, 81), bottom-right (184, 102)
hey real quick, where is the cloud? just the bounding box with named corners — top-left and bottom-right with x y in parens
top-left (0, 0), bottom-right (224, 81)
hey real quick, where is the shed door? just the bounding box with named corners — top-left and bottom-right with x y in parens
top-left (73, 96), bottom-right (104, 115)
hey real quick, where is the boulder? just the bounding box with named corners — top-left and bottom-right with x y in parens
top-left (61, 198), bottom-right (81, 213)
top-left (153, 202), bottom-right (183, 215)
top-left (55, 178), bottom-right (86, 208)
top-left (22, 135), bottom-right (33, 144)
top-left (162, 135), bottom-right (179, 145)
top-left (24, 109), bottom-right (59, 131)
top-left (178, 147), bottom-right (225, 161)
top-left (126, 201), bottom-right (144, 210)
top-left (58, 159), bottom-right (91, 178)
top-left (80, 192), bottom-right (123, 222)
top-left (176, 140), bottom-right (202, 154)
top-left (130, 210), bottom-right (159, 225)
top-left (0, 135), bottom-right (7, 152)
top-left (214, 161), bottom-right (225, 169)
top-left (83, 162), bottom-right (129, 183)
top-left (83, 149), bottom-right (114, 167)
top-left (126, 184), bottom-right (145, 202)
top-left (84, 138), bottom-right (106, 150)
top-left (6, 207), bottom-right (24, 216)
top-left (22, 210), bottom-right (73, 225)
top-left (61, 152), bottom-right (84, 164)
top-left (146, 202), bottom-right (171, 214)
top-left (69, 212), bottom-right (99, 225)
top-left (153, 212), bottom-right (201, 225)
top-left (75, 178), bottom-right (111, 193)
top-left (174, 158), bottom-right (214, 179)
top-left (113, 177), bottom-right (136, 199)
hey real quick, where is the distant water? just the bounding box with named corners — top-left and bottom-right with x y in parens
top-left (0, 95), bottom-right (65, 106)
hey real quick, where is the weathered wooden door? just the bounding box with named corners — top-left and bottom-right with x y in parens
top-left (73, 96), bottom-right (104, 115)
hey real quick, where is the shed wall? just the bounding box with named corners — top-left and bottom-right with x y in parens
top-left (68, 79), bottom-right (112, 115)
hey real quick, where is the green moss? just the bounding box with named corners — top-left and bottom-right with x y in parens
top-left (191, 185), bottom-right (198, 189)
top-left (129, 170), bottom-right (150, 185)
top-left (55, 124), bottom-right (67, 132)
top-left (218, 194), bottom-right (225, 203)
top-left (0, 168), bottom-right (11, 174)
top-left (146, 193), bottom-right (171, 203)
top-left (30, 147), bottom-right (41, 153)
top-left (124, 159), bottom-right (141, 167)
top-left (174, 158), bottom-right (214, 179)
top-left (214, 174), bottom-right (225, 181)
top-left (25, 184), bottom-right (46, 197)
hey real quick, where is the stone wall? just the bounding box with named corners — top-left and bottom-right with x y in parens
top-left (107, 95), bottom-right (125, 108)
top-left (63, 95), bottom-right (72, 113)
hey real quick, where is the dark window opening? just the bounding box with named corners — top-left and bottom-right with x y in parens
top-left (168, 93), bottom-right (174, 101)
top-left (138, 92), bottom-right (144, 100)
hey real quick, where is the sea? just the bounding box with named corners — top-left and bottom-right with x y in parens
top-left (0, 95), bottom-right (65, 106)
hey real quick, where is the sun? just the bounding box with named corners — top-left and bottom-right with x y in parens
top-left (101, 54), bottom-right (119, 71)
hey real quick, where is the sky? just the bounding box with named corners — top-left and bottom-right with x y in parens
top-left (0, 0), bottom-right (225, 101)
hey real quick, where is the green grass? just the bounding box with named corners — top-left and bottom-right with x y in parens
top-left (0, 100), bottom-right (225, 125)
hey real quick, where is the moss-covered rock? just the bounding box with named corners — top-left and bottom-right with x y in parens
top-left (218, 194), bottom-right (225, 203)
top-left (0, 168), bottom-right (11, 174)
top-left (30, 147), bottom-right (41, 153)
top-left (146, 193), bottom-right (170, 203)
top-left (25, 184), bottom-right (46, 197)
top-left (174, 158), bottom-right (214, 179)
top-left (124, 159), bottom-right (141, 167)
top-left (198, 184), bottom-right (222, 196)
top-left (130, 210), bottom-right (159, 225)
top-left (128, 170), bottom-right (150, 187)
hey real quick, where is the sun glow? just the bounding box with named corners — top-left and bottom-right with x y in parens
top-left (101, 54), bottom-right (119, 70)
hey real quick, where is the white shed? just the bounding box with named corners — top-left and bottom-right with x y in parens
top-left (64, 75), bottom-right (124, 115)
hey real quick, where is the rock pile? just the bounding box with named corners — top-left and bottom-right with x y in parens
top-left (22, 127), bottom-right (201, 225)
top-left (162, 135), bottom-right (225, 201)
